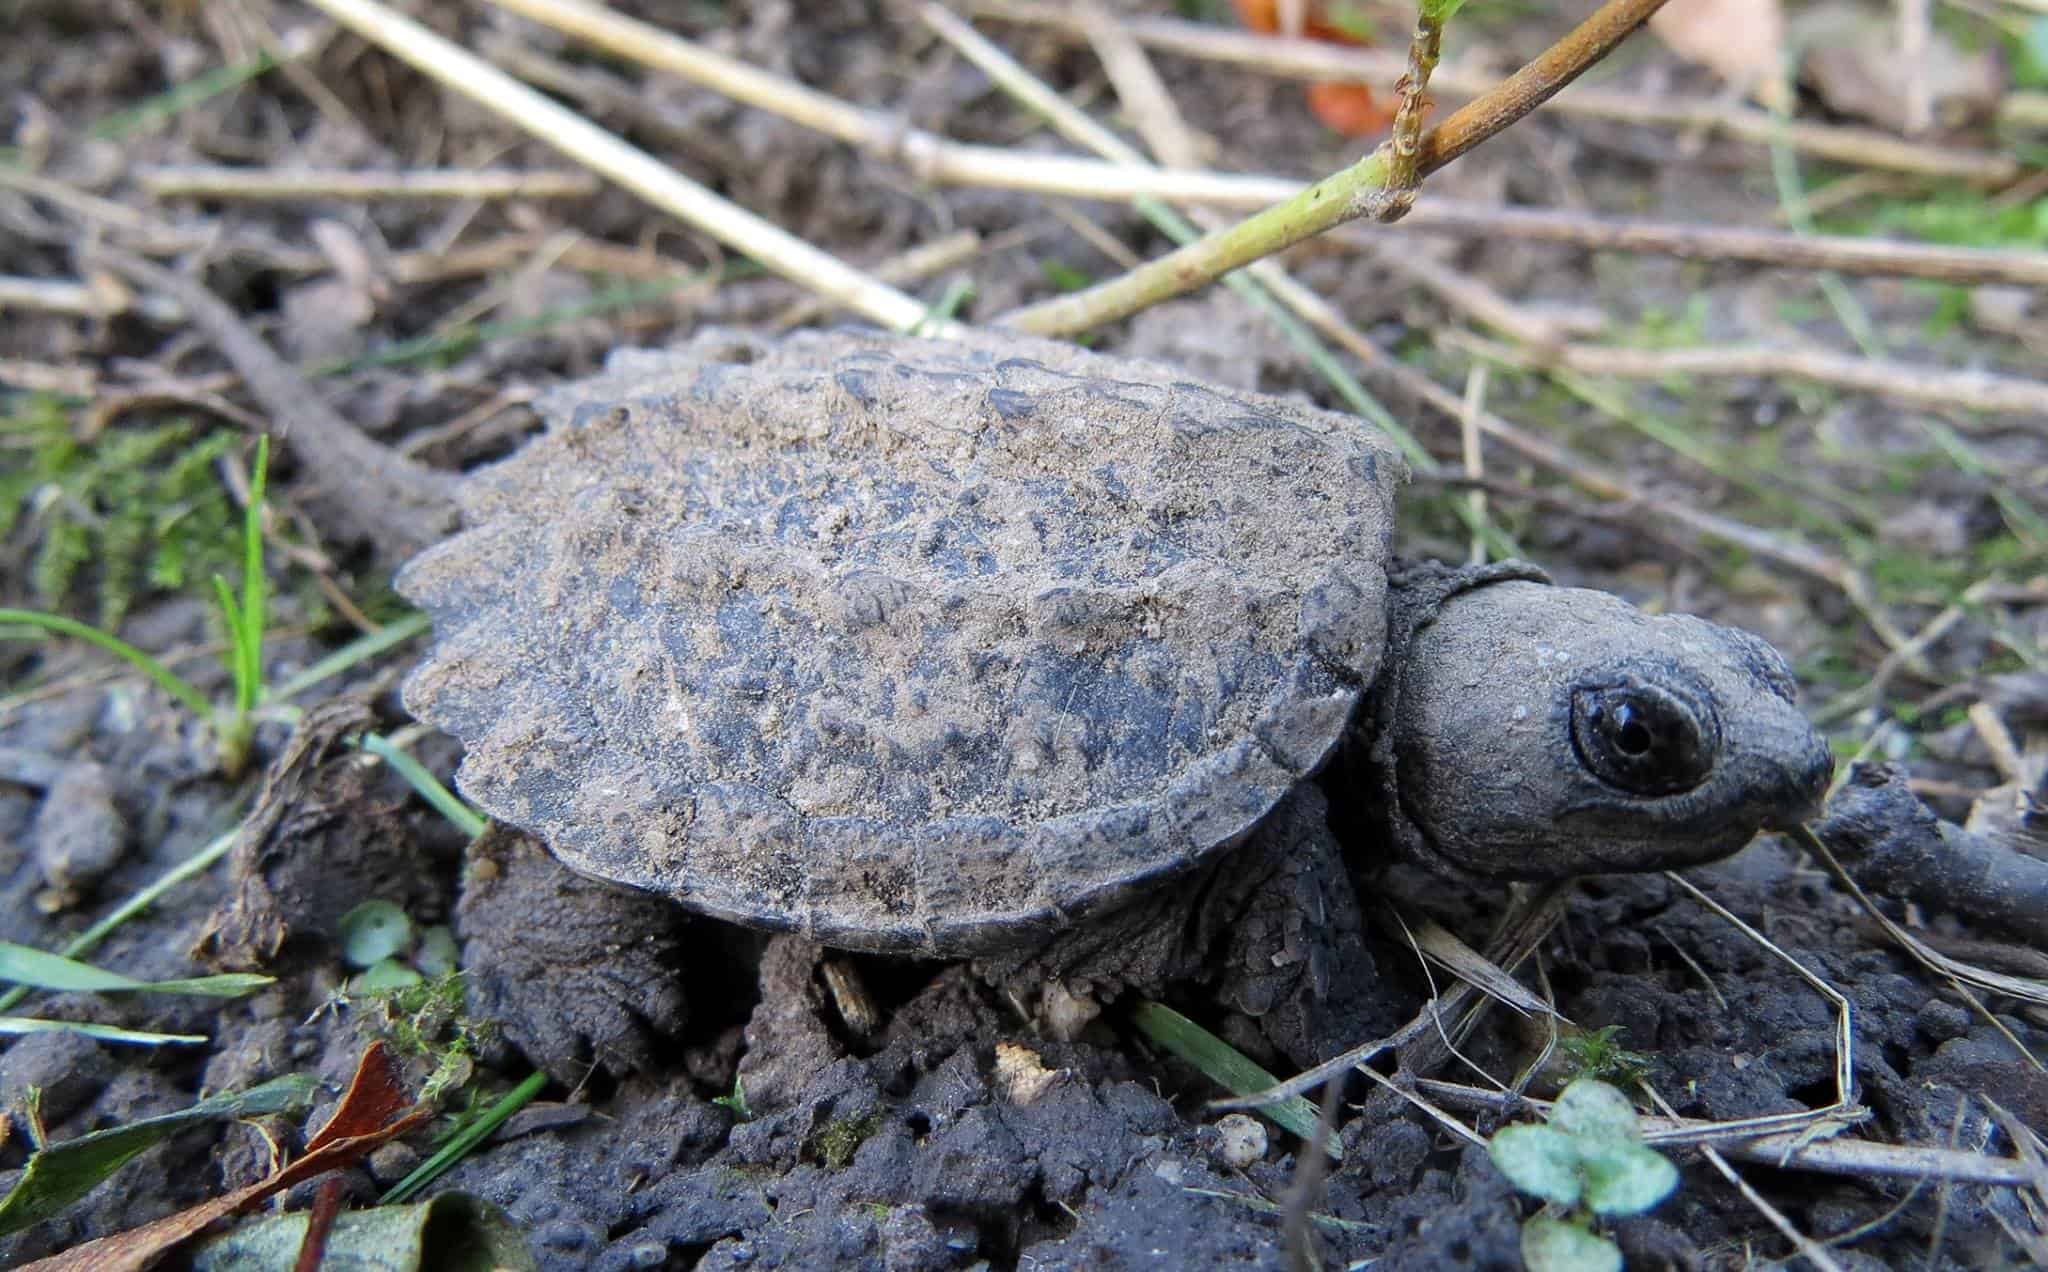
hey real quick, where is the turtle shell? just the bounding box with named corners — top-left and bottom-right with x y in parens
top-left (399, 329), bottom-right (1405, 954)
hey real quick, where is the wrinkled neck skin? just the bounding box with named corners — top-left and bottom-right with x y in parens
top-left (1359, 561), bottom-right (1834, 882)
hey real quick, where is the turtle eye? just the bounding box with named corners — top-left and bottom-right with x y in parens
top-left (1570, 681), bottom-right (1715, 796)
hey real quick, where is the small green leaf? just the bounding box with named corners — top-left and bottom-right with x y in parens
top-left (355, 957), bottom-right (424, 993)
top-left (1550, 1077), bottom-right (1644, 1145)
top-left (712, 1077), bottom-right (753, 1122)
top-left (1520, 1214), bottom-right (1622, 1272)
top-left (339, 900), bottom-right (415, 968)
top-left (1487, 1124), bottom-right (1583, 1207)
top-left (1580, 1141), bottom-right (1680, 1217)
top-left (414, 925), bottom-right (459, 978)
top-left (0, 1017), bottom-right (206, 1047)
top-left (0, 942), bottom-right (272, 998)
top-left (0, 1073), bottom-right (314, 1237)
top-left (1419, 0), bottom-right (1470, 23)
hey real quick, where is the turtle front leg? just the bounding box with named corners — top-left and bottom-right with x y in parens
top-left (977, 785), bottom-right (1400, 1067)
top-left (457, 823), bottom-right (690, 1084)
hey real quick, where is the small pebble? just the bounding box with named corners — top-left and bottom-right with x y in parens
top-left (365, 1141), bottom-right (420, 1186)
top-left (1212, 1113), bottom-right (1268, 1169)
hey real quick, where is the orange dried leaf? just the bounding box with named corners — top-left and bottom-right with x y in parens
top-left (1306, 82), bottom-right (1396, 136)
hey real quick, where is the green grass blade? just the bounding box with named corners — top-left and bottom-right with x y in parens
top-left (0, 1017), bottom-right (207, 1047)
top-left (210, 573), bottom-right (249, 708)
top-left (0, 943), bottom-right (271, 998)
top-left (0, 608), bottom-right (213, 720)
top-left (0, 825), bottom-right (240, 1017)
top-left (0, 1072), bottom-right (314, 1237)
top-left (268, 611), bottom-right (431, 704)
top-left (1130, 1001), bottom-right (1340, 1160)
top-left (359, 732), bottom-right (487, 838)
top-left (87, 51), bottom-right (284, 143)
top-left (381, 1070), bottom-right (548, 1205)
top-left (239, 435), bottom-right (270, 713)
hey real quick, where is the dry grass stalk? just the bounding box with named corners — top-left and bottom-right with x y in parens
top-left (921, 1), bottom-right (1444, 485)
top-left (1373, 203), bottom-right (2048, 289)
top-left (1418, 1077), bottom-right (2041, 1185)
top-left (768, 230), bottom-right (985, 330)
top-left (0, 275), bottom-right (182, 323)
top-left (1804, 830), bottom-right (2048, 1017)
top-left (138, 165), bottom-right (601, 201)
top-left (1208, 883), bottom-right (1576, 1113)
top-left (0, 358), bottom-right (96, 396)
top-left (301, 0), bottom-right (941, 335)
top-left (470, 7), bottom-right (2048, 291)
top-left (1454, 332), bottom-right (2048, 424)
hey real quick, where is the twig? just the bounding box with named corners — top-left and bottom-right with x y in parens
top-left (918, 1), bottom-right (1467, 519)
top-left (302, 0), bottom-right (942, 335)
top-left (89, 248), bottom-right (458, 567)
top-left (138, 165), bottom-right (601, 201)
top-left (962, 0), bottom-right (2025, 184)
top-left (996, 0), bottom-right (1674, 336)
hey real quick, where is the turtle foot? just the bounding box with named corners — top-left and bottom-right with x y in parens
top-left (457, 824), bottom-right (689, 1084)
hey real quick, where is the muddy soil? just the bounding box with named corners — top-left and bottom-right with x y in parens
top-left (3, 1), bottom-right (2045, 1268)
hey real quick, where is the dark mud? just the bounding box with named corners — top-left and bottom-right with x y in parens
top-left (3, 0), bottom-right (2044, 1268)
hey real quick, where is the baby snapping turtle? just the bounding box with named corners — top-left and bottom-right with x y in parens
top-left (398, 329), bottom-right (1831, 1072)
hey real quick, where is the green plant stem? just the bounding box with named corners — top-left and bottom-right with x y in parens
top-left (359, 733), bottom-right (488, 839)
top-left (381, 1070), bottom-right (548, 1204)
top-left (997, 0), bottom-right (1673, 336)
top-left (0, 610), bottom-right (213, 720)
top-left (266, 610), bottom-right (431, 704)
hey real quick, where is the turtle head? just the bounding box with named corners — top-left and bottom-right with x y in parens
top-left (1385, 579), bottom-right (1832, 878)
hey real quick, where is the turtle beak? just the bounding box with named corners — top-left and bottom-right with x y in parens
top-left (1758, 726), bottom-right (1835, 830)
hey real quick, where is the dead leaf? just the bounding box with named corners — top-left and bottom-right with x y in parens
top-left (1796, 3), bottom-right (2004, 136)
top-left (1306, 82), bottom-right (1397, 136)
top-left (1650, 0), bottom-right (1792, 111)
top-left (21, 1043), bottom-right (431, 1272)
top-left (1234, 0), bottom-right (1395, 137)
